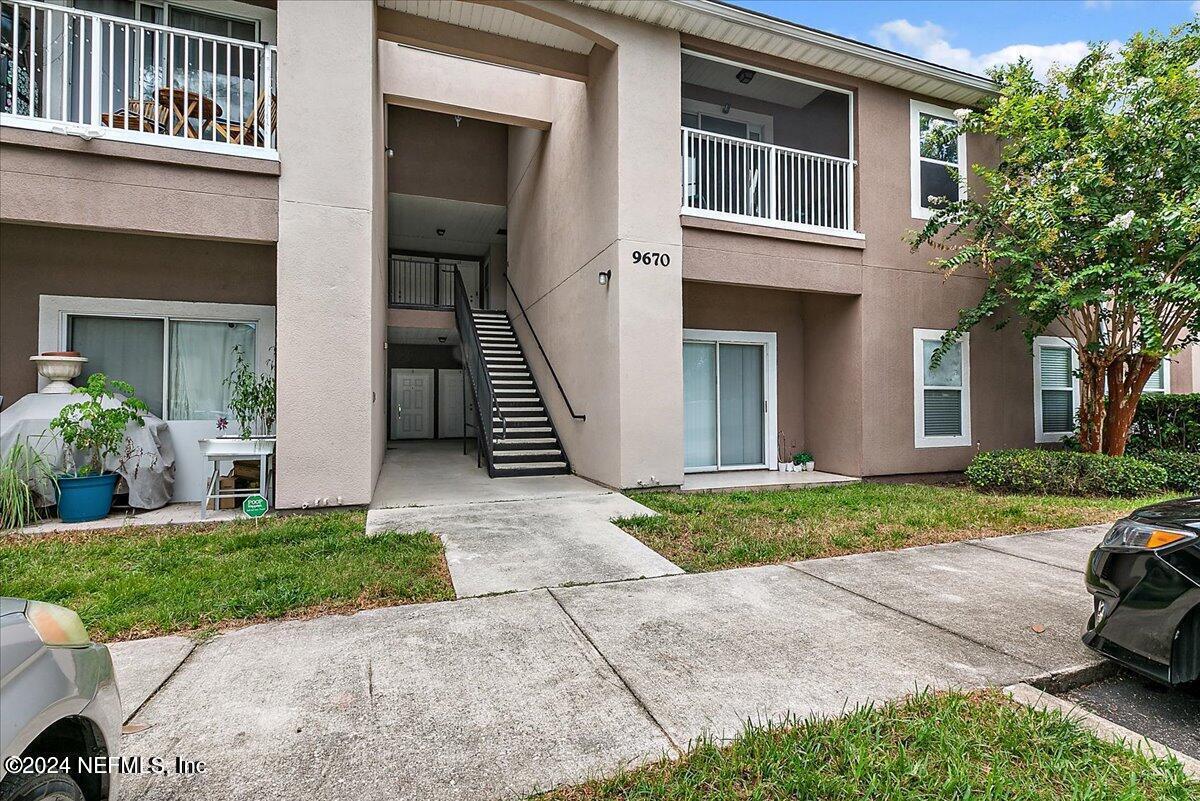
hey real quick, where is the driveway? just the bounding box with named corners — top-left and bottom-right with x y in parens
top-left (109, 523), bottom-right (1116, 800)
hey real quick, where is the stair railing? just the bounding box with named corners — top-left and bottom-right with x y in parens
top-left (454, 268), bottom-right (507, 470)
top-left (505, 276), bottom-right (586, 421)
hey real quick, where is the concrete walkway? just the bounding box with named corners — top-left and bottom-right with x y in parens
top-left (113, 524), bottom-right (1109, 800)
top-left (368, 441), bottom-right (682, 596)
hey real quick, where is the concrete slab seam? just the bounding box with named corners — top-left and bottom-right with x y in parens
top-left (124, 637), bottom-right (200, 724)
top-left (785, 563), bottom-right (1046, 676)
top-left (962, 539), bottom-right (1087, 574)
top-left (546, 587), bottom-right (684, 756)
top-left (1003, 683), bottom-right (1200, 779)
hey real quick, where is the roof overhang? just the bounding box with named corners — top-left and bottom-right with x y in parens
top-left (574, 0), bottom-right (997, 105)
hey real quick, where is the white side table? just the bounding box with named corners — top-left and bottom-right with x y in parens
top-left (198, 437), bottom-right (275, 520)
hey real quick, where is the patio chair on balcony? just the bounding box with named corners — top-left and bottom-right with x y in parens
top-left (212, 91), bottom-right (276, 147)
top-left (100, 100), bottom-right (165, 134)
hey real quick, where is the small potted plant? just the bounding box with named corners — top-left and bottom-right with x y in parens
top-left (777, 433), bottom-right (794, 472)
top-left (793, 451), bottom-right (815, 472)
top-left (49, 373), bottom-right (148, 523)
top-left (202, 346), bottom-right (276, 457)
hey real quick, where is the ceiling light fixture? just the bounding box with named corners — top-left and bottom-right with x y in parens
top-left (735, 68), bottom-right (756, 84)
top-left (721, 102), bottom-right (731, 115)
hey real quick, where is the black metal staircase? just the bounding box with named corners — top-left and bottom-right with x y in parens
top-left (453, 268), bottom-right (570, 477)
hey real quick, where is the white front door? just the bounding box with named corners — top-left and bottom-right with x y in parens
top-left (437, 369), bottom-right (465, 438)
top-left (391, 369), bottom-right (434, 439)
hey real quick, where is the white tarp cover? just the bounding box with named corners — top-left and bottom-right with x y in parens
top-left (0, 393), bottom-right (175, 510)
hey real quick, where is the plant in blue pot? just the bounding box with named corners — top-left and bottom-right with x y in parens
top-left (49, 374), bottom-right (149, 523)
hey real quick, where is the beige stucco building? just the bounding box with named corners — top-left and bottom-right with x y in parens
top-left (1, 0), bottom-right (1193, 508)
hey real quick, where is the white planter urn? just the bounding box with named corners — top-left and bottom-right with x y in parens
top-left (31, 353), bottom-right (88, 394)
top-left (805, 462), bottom-right (815, 472)
top-left (778, 461), bottom-right (789, 472)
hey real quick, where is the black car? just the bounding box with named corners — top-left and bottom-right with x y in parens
top-left (1083, 497), bottom-right (1200, 686)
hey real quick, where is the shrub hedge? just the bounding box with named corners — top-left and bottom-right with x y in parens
top-left (966, 449), bottom-right (1167, 497)
top-left (1127, 393), bottom-right (1200, 454)
top-left (1142, 449), bottom-right (1200, 493)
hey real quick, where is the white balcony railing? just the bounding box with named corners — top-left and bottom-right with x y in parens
top-left (1, 0), bottom-right (276, 158)
top-left (681, 126), bottom-right (857, 237)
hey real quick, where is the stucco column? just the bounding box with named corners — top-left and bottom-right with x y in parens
top-left (275, 0), bottom-right (384, 508)
top-left (613, 26), bottom-right (684, 488)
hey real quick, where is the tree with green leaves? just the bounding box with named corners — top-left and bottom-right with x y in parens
top-left (910, 22), bottom-right (1200, 455)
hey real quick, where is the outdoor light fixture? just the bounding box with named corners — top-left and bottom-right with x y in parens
top-left (721, 102), bottom-right (731, 115)
top-left (454, 115), bottom-right (463, 128)
top-left (436, 228), bottom-right (446, 237)
top-left (735, 68), bottom-right (756, 84)
top-left (384, 146), bottom-right (394, 158)
top-left (598, 270), bottom-right (611, 286)
top-left (438, 336), bottom-right (447, 344)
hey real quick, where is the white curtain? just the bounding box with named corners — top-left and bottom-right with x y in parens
top-left (168, 321), bottom-right (255, 421)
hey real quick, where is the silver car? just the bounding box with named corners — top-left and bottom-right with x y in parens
top-left (0, 599), bottom-right (121, 801)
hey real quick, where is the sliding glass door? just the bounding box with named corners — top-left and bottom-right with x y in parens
top-left (683, 335), bottom-right (771, 471)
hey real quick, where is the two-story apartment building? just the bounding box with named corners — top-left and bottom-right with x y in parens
top-left (1, 0), bottom-right (1194, 510)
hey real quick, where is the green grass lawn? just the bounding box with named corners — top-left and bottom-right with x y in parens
top-left (539, 689), bottom-right (1198, 800)
top-left (619, 482), bottom-right (1172, 572)
top-left (0, 511), bottom-right (454, 641)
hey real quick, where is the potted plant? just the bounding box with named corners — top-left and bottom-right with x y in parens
top-left (49, 374), bottom-right (148, 523)
top-left (203, 346), bottom-right (276, 457)
top-left (793, 451), bottom-right (815, 472)
top-left (777, 433), bottom-right (795, 472)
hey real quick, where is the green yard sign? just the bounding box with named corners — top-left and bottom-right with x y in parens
top-left (242, 494), bottom-right (268, 518)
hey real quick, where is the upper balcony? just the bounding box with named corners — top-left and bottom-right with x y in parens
top-left (1, 0), bottom-right (276, 159)
top-left (680, 51), bottom-right (859, 239)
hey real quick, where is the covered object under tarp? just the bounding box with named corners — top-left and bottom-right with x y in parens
top-left (0, 393), bottom-right (175, 510)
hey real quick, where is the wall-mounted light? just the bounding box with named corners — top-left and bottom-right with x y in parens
top-left (454, 115), bottom-right (462, 128)
top-left (436, 228), bottom-right (446, 237)
top-left (721, 102), bottom-right (731, 115)
top-left (384, 146), bottom-right (394, 158)
top-left (598, 270), bottom-right (611, 286)
top-left (438, 336), bottom-right (447, 344)
top-left (735, 68), bottom-right (756, 84)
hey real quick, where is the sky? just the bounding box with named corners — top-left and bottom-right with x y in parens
top-left (727, 0), bottom-right (1198, 78)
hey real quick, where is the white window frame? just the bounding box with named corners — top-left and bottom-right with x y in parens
top-left (38, 295), bottom-right (276, 421)
top-left (682, 328), bottom-right (778, 472)
top-left (1033, 336), bottom-right (1081, 443)
top-left (1143, 359), bottom-right (1171, 394)
top-left (910, 100), bottom-right (967, 220)
top-left (913, 328), bottom-right (971, 449)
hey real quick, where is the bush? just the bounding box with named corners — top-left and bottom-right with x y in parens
top-left (966, 449), bottom-right (1167, 498)
top-left (1142, 450), bottom-right (1200, 493)
top-left (1127, 393), bottom-right (1200, 455)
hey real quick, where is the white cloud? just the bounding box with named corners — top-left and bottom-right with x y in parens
top-left (873, 18), bottom-right (1108, 80)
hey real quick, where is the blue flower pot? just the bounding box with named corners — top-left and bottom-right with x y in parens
top-left (56, 472), bottom-right (120, 523)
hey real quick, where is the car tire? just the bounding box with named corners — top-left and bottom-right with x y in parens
top-left (0, 771), bottom-right (85, 801)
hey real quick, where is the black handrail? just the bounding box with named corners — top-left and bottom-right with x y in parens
top-left (453, 268), bottom-right (507, 470)
top-left (505, 275), bottom-right (586, 421)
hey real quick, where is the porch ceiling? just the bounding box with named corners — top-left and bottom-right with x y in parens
top-left (388, 193), bottom-right (506, 257)
top-left (378, 0), bottom-right (595, 54)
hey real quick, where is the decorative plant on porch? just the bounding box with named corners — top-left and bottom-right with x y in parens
top-left (223, 345), bottom-right (276, 439)
top-left (908, 22), bottom-right (1200, 455)
top-left (50, 374), bottom-right (149, 477)
top-left (49, 373), bottom-right (149, 522)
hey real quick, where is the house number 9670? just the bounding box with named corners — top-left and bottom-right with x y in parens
top-left (632, 250), bottom-right (670, 267)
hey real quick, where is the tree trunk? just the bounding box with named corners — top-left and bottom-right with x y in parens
top-left (1076, 354), bottom-right (1109, 453)
top-left (1101, 355), bottom-right (1159, 456)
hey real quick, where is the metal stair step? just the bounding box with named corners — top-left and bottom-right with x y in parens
top-left (491, 462), bottom-right (569, 473)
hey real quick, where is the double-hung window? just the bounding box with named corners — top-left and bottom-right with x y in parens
top-left (914, 329), bottom-right (971, 448)
top-left (1033, 337), bottom-right (1080, 443)
top-left (911, 101), bottom-right (966, 219)
top-left (1143, 361), bottom-right (1170, 394)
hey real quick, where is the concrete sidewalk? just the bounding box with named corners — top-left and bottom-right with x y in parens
top-left (114, 524), bottom-right (1109, 800)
